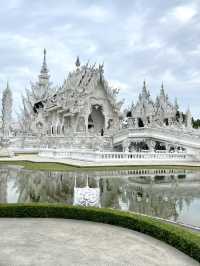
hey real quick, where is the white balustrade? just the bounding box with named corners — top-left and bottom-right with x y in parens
top-left (113, 127), bottom-right (200, 149)
top-left (39, 148), bottom-right (193, 162)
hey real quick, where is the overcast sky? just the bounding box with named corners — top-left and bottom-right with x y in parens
top-left (0, 0), bottom-right (200, 117)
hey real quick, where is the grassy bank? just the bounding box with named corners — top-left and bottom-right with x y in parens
top-left (0, 159), bottom-right (200, 172)
top-left (0, 203), bottom-right (199, 262)
top-left (0, 161), bottom-right (77, 171)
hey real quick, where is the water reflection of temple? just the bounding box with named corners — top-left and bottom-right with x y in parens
top-left (0, 166), bottom-right (22, 203)
top-left (0, 169), bottom-right (7, 202)
top-left (0, 165), bottom-right (200, 224)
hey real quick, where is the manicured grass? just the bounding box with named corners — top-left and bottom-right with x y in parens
top-left (0, 161), bottom-right (76, 171)
top-left (0, 203), bottom-right (199, 262)
top-left (15, 153), bottom-right (38, 156)
top-left (0, 159), bottom-right (200, 172)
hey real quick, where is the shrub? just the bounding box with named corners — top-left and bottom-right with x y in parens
top-left (0, 203), bottom-right (199, 262)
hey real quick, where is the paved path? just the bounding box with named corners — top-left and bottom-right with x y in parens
top-left (1, 154), bottom-right (200, 167)
top-left (0, 218), bottom-right (199, 266)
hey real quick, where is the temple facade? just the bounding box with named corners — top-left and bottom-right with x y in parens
top-left (19, 49), bottom-right (193, 136)
top-left (20, 50), bottom-right (123, 137)
top-left (125, 81), bottom-right (192, 129)
top-left (0, 49), bottom-right (200, 161)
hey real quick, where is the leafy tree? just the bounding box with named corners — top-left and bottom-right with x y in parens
top-left (192, 118), bottom-right (200, 128)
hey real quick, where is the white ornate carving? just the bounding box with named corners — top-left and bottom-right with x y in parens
top-left (0, 49), bottom-right (199, 161)
top-left (2, 82), bottom-right (12, 137)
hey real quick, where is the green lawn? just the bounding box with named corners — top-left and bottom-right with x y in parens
top-left (0, 160), bottom-right (200, 172)
top-left (0, 161), bottom-right (77, 171)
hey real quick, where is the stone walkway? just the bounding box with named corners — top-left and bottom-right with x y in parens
top-left (0, 218), bottom-right (199, 266)
top-left (1, 154), bottom-right (200, 167)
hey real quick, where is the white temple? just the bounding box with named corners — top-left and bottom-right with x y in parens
top-left (20, 50), bottom-right (122, 137)
top-left (1, 49), bottom-right (200, 162)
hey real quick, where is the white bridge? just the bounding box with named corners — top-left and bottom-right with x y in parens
top-left (7, 126), bottom-right (200, 163)
top-left (37, 126), bottom-right (200, 162)
top-left (39, 148), bottom-right (195, 162)
top-left (113, 127), bottom-right (200, 155)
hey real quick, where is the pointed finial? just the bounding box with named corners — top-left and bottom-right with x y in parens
top-left (174, 97), bottom-right (179, 110)
top-left (42, 48), bottom-right (47, 68)
top-left (39, 48), bottom-right (49, 85)
top-left (44, 48), bottom-right (46, 60)
top-left (99, 62), bottom-right (104, 72)
top-left (142, 80), bottom-right (148, 97)
top-left (187, 105), bottom-right (191, 114)
top-left (160, 81), bottom-right (165, 94)
top-left (160, 82), bottom-right (165, 97)
top-left (75, 56), bottom-right (80, 68)
top-left (5, 80), bottom-right (11, 93)
top-left (40, 48), bottom-right (48, 74)
top-left (99, 63), bottom-right (104, 82)
top-left (186, 105), bottom-right (192, 128)
top-left (6, 80), bottom-right (9, 89)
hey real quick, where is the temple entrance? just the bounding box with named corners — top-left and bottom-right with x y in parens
top-left (164, 118), bottom-right (169, 126)
top-left (138, 118), bottom-right (144, 127)
top-left (88, 105), bottom-right (105, 134)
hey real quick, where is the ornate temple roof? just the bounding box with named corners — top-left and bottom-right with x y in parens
top-left (45, 57), bottom-right (123, 115)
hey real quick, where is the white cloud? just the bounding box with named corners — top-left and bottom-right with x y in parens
top-left (124, 14), bottom-right (146, 49)
top-left (109, 79), bottom-right (129, 91)
top-left (6, 0), bottom-right (23, 9)
top-left (172, 5), bottom-right (197, 23)
top-left (148, 40), bottom-right (164, 49)
top-left (0, 1), bottom-right (199, 117)
top-left (80, 5), bottom-right (112, 23)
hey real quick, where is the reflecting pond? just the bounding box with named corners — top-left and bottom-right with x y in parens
top-left (0, 165), bottom-right (200, 227)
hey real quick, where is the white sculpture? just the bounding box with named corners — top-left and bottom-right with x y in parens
top-left (2, 82), bottom-right (12, 137)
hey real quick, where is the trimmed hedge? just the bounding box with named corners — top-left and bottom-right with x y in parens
top-left (0, 203), bottom-right (199, 262)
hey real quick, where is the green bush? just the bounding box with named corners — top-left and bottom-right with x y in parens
top-left (0, 203), bottom-right (199, 262)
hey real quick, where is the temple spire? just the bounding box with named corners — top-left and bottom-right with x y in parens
top-left (142, 80), bottom-right (148, 98)
top-left (75, 56), bottom-right (80, 68)
top-left (39, 48), bottom-right (50, 86)
top-left (41, 48), bottom-right (48, 73)
top-left (2, 81), bottom-right (12, 137)
top-left (161, 81), bottom-right (164, 90)
top-left (5, 80), bottom-right (10, 91)
top-left (160, 83), bottom-right (165, 99)
top-left (186, 106), bottom-right (192, 129)
top-left (174, 97), bottom-right (179, 111)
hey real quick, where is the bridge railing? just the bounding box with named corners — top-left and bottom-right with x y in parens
top-left (113, 127), bottom-right (200, 147)
top-left (39, 149), bottom-right (193, 162)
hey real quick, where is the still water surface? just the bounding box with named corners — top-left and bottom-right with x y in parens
top-left (0, 165), bottom-right (200, 227)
